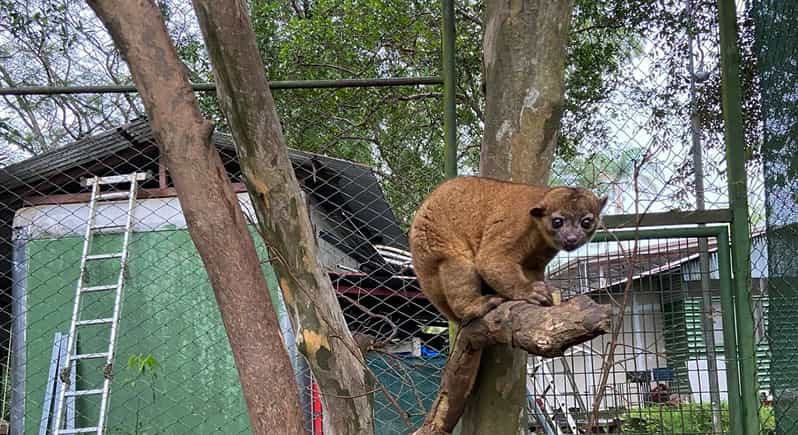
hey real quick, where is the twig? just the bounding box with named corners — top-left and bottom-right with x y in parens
top-left (328, 333), bottom-right (416, 432)
top-left (376, 351), bottom-right (428, 416)
top-left (336, 290), bottom-right (399, 345)
top-left (456, 6), bottom-right (482, 27)
top-left (318, 387), bottom-right (381, 399)
top-left (298, 62), bottom-right (357, 76)
top-left (585, 158), bottom-right (646, 432)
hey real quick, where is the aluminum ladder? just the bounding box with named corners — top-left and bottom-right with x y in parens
top-left (51, 172), bottom-right (147, 435)
top-left (528, 356), bottom-right (580, 435)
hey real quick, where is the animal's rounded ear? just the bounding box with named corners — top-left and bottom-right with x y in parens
top-left (530, 204), bottom-right (546, 218)
top-left (598, 195), bottom-right (609, 212)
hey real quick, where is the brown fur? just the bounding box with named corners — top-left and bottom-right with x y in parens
top-left (409, 176), bottom-right (607, 322)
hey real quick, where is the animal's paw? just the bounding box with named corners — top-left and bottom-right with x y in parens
top-left (525, 281), bottom-right (559, 307)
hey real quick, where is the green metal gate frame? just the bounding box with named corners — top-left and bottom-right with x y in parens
top-left (593, 225), bottom-right (759, 435)
top-left (717, 0), bottom-right (759, 434)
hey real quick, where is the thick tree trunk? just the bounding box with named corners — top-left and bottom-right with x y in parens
top-left (84, 1), bottom-right (304, 434)
top-left (415, 297), bottom-right (611, 435)
top-left (190, 2), bottom-right (374, 434)
top-left (479, 0), bottom-right (574, 183)
top-left (467, 1), bottom-right (575, 434)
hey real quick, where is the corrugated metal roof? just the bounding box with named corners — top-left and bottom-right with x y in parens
top-left (0, 119), bottom-right (154, 189)
top-left (550, 230), bottom-right (767, 294)
top-left (0, 117), bottom-right (409, 271)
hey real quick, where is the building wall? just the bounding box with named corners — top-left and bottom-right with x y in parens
top-left (12, 197), bottom-right (317, 433)
top-left (12, 194), bottom-right (360, 273)
top-left (13, 196), bottom-right (406, 433)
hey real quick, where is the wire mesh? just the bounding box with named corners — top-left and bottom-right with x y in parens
top-left (544, 235), bottom-right (740, 434)
top-left (752, 1), bottom-right (798, 434)
top-left (0, 0), bottom-right (779, 434)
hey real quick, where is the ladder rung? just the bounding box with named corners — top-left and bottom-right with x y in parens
top-left (76, 318), bottom-right (113, 326)
top-left (81, 284), bottom-right (117, 293)
top-left (71, 352), bottom-right (109, 361)
top-left (57, 428), bottom-right (99, 434)
top-left (65, 389), bottom-right (104, 397)
top-left (96, 191), bottom-right (130, 201)
top-left (85, 253), bottom-right (123, 261)
top-left (84, 172), bottom-right (149, 186)
top-left (91, 224), bottom-right (127, 232)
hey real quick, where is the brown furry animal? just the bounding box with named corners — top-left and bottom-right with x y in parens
top-left (409, 176), bottom-right (608, 322)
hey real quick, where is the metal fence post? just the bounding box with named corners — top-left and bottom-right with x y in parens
top-left (717, 0), bottom-right (760, 433)
top-left (717, 228), bottom-right (744, 435)
top-left (442, 0), bottom-right (457, 181)
top-left (441, 2), bottom-right (463, 432)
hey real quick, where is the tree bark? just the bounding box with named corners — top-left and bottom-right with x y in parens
top-left (468, 1), bottom-right (575, 434)
top-left (414, 297), bottom-right (611, 435)
top-left (190, 2), bottom-right (374, 434)
top-left (84, 1), bottom-right (304, 434)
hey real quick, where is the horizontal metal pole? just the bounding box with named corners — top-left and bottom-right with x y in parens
top-left (602, 208), bottom-right (732, 229)
top-left (0, 76), bottom-right (443, 96)
top-left (592, 225), bottom-right (728, 242)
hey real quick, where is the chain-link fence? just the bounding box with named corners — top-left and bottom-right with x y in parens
top-left (0, 0), bottom-right (784, 434)
top-left (753, 1), bottom-right (798, 434)
top-left (0, 115), bottom-right (453, 434)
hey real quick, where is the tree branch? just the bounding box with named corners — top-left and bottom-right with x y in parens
top-left (414, 296), bottom-right (612, 435)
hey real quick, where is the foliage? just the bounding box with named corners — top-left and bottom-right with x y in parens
top-left (126, 353), bottom-right (159, 382)
top-left (0, 0), bottom-right (763, 218)
top-left (0, 0), bottom-right (204, 156)
top-left (243, 0), bottom-right (683, 224)
top-left (620, 402), bottom-right (775, 434)
top-left (754, 0), bottom-right (798, 203)
top-left (109, 353), bottom-right (161, 435)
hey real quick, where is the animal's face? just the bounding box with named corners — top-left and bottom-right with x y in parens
top-left (531, 187), bottom-right (608, 252)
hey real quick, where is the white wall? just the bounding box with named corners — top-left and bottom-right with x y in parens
top-left (529, 291), bottom-right (668, 411)
top-left (13, 193), bottom-right (361, 272)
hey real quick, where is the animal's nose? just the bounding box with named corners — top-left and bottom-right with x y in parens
top-left (565, 235), bottom-right (579, 245)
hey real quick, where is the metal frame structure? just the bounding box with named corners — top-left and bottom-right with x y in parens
top-left (592, 225), bottom-right (752, 435)
top-left (0, 1), bottom-right (765, 433)
top-left (717, 1), bottom-right (760, 434)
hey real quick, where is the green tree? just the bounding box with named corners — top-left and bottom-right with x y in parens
top-left (2, 0), bottom-right (760, 223)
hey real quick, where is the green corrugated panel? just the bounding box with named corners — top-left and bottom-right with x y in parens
top-left (662, 300), bottom-right (693, 395)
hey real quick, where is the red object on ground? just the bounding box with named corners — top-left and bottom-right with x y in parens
top-left (312, 380), bottom-right (323, 434)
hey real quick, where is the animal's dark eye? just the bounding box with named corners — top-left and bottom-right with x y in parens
top-left (551, 218), bottom-right (564, 229)
top-left (581, 218), bottom-right (594, 229)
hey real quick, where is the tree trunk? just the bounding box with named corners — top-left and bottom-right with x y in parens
top-left (466, 1), bottom-right (575, 434)
top-left (84, 1), bottom-right (304, 434)
top-left (190, 2), bottom-right (375, 434)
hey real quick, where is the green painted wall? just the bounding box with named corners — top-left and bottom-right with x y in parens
top-left (22, 228), bottom-right (441, 434)
top-left (24, 230), bottom-right (267, 434)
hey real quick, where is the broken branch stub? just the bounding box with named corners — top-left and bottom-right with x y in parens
top-left (414, 296), bottom-right (612, 435)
